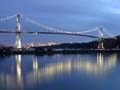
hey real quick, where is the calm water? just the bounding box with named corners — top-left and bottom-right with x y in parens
top-left (0, 53), bottom-right (120, 90)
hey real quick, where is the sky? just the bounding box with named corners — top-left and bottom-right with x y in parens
top-left (0, 0), bottom-right (120, 45)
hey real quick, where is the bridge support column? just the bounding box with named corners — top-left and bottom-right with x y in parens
top-left (98, 27), bottom-right (104, 49)
top-left (15, 14), bottom-right (21, 49)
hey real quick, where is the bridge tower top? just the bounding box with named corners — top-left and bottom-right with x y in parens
top-left (16, 14), bottom-right (21, 32)
top-left (98, 27), bottom-right (103, 38)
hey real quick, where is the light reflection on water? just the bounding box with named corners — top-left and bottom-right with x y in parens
top-left (0, 53), bottom-right (118, 90)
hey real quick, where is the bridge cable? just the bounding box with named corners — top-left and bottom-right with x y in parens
top-left (102, 28), bottom-right (117, 39)
top-left (22, 16), bottom-right (101, 35)
top-left (22, 16), bottom-right (67, 33)
top-left (0, 14), bottom-right (16, 22)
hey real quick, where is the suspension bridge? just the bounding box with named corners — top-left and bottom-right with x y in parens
top-left (0, 14), bottom-right (116, 50)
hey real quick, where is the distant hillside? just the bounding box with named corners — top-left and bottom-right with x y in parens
top-left (38, 36), bottom-right (120, 49)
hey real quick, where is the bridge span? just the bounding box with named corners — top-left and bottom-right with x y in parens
top-left (0, 13), bottom-right (114, 49)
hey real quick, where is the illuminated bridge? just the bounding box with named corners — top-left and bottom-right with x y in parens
top-left (0, 14), bottom-right (115, 49)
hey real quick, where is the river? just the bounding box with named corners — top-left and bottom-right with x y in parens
top-left (0, 53), bottom-right (120, 90)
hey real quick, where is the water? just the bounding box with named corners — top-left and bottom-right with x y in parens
top-left (0, 53), bottom-right (120, 90)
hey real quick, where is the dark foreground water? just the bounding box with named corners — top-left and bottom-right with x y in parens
top-left (0, 53), bottom-right (120, 90)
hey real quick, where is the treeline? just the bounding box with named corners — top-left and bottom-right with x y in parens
top-left (39, 36), bottom-right (120, 49)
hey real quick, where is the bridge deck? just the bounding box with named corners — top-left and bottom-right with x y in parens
top-left (0, 30), bottom-right (98, 38)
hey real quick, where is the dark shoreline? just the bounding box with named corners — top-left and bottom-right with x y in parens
top-left (0, 49), bottom-right (120, 56)
top-left (1, 35), bottom-right (120, 56)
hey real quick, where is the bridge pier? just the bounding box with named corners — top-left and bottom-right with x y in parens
top-left (15, 14), bottom-right (21, 49)
top-left (98, 27), bottom-right (104, 49)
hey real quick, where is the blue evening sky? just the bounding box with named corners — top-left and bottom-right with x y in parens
top-left (0, 0), bottom-right (120, 45)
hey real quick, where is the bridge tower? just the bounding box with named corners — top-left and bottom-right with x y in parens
top-left (15, 14), bottom-right (21, 49)
top-left (98, 27), bottom-right (104, 49)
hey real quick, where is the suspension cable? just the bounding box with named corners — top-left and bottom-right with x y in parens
top-left (22, 17), bottom-right (67, 33)
top-left (75, 27), bottom-right (99, 34)
top-left (102, 28), bottom-right (116, 39)
top-left (22, 16), bottom-right (100, 34)
top-left (0, 14), bottom-right (16, 22)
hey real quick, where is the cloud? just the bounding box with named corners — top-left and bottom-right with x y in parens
top-left (106, 8), bottom-right (120, 14)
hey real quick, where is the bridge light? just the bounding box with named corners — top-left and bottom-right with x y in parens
top-left (33, 32), bottom-right (38, 35)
